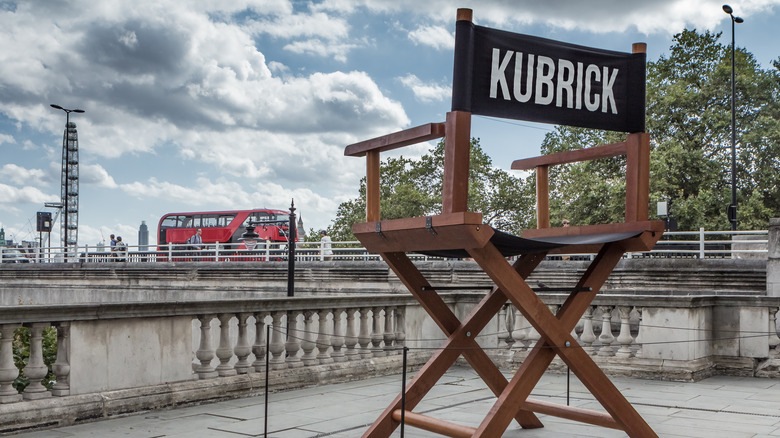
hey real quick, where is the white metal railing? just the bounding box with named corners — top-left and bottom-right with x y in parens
top-left (0, 229), bottom-right (769, 264)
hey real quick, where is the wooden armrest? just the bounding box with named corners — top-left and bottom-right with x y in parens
top-left (344, 122), bottom-right (445, 157)
top-left (511, 141), bottom-right (628, 170)
top-left (511, 132), bottom-right (650, 227)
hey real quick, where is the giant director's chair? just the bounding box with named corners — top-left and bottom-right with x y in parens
top-left (344, 9), bottom-right (662, 438)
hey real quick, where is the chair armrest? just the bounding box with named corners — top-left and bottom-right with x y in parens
top-left (511, 141), bottom-right (628, 170)
top-left (511, 132), bottom-right (650, 228)
top-left (344, 122), bottom-right (445, 157)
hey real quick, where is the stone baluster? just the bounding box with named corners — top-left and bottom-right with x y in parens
top-left (547, 303), bottom-right (562, 346)
top-left (301, 311), bottom-right (319, 366)
top-left (51, 322), bottom-right (70, 396)
top-left (498, 305), bottom-right (513, 348)
top-left (511, 308), bottom-right (527, 352)
top-left (331, 309), bottom-right (346, 362)
top-left (615, 306), bottom-right (635, 358)
top-left (344, 308), bottom-right (359, 361)
top-left (285, 311), bottom-right (303, 368)
top-left (23, 323), bottom-right (52, 400)
top-left (383, 307), bottom-right (396, 356)
top-left (251, 312), bottom-right (268, 372)
top-left (394, 306), bottom-right (406, 352)
top-left (633, 307), bottom-right (645, 358)
top-left (316, 309), bottom-right (333, 364)
top-left (525, 316), bottom-right (541, 350)
top-left (358, 308), bottom-right (372, 359)
top-left (579, 306), bottom-right (597, 355)
top-left (371, 307), bottom-right (384, 357)
top-left (769, 307), bottom-right (780, 355)
top-left (195, 315), bottom-right (218, 379)
top-left (215, 314), bottom-right (237, 376)
top-left (234, 313), bottom-right (252, 374)
top-left (269, 312), bottom-right (287, 370)
top-left (597, 306), bottom-right (615, 357)
top-left (0, 324), bottom-right (22, 403)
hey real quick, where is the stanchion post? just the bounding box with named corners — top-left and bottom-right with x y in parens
top-left (401, 346), bottom-right (408, 437)
top-left (264, 323), bottom-right (270, 438)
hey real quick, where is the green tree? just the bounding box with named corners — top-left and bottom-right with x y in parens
top-left (330, 138), bottom-right (533, 239)
top-left (539, 29), bottom-right (780, 230)
top-left (648, 29), bottom-right (780, 229)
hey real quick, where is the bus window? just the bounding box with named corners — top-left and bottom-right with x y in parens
top-left (201, 216), bottom-right (218, 227)
top-left (180, 216), bottom-right (195, 228)
top-left (161, 216), bottom-right (179, 228)
top-left (253, 211), bottom-right (271, 223)
top-left (218, 215), bottom-right (235, 227)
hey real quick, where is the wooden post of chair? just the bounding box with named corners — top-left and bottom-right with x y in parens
top-left (443, 111), bottom-right (472, 214)
top-left (624, 132), bottom-right (650, 223)
top-left (536, 165), bottom-right (550, 229)
top-left (624, 42), bottom-right (649, 223)
top-left (366, 150), bottom-right (381, 222)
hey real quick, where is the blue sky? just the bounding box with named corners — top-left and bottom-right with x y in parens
top-left (1, 0), bottom-right (779, 247)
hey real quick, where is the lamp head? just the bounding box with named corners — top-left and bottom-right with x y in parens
top-left (50, 104), bottom-right (64, 110)
top-left (734, 16), bottom-right (744, 23)
top-left (722, 4), bottom-right (733, 14)
top-left (73, 109), bottom-right (85, 113)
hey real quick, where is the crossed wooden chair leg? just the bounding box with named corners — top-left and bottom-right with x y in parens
top-left (362, 242), bottom-right (658, 438)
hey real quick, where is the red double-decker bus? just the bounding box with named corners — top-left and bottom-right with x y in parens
top-left (157, 209), bottom-right (296, 251)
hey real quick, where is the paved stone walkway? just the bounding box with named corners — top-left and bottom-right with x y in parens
top-left (12, 366), bottom-right (780, 437)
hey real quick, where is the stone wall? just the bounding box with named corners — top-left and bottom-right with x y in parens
top-left (0, 257), bottom-right (767, 306)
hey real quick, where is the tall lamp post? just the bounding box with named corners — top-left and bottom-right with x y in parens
top-left (50, 104), bottom-right (85, 259)
top-left (722, 5), bottom-right (743, 231)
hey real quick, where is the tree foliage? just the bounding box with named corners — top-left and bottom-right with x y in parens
top-left (542, 29), bottom-right (780, 230)
top-left (330, 138), bottom-right (533, 240)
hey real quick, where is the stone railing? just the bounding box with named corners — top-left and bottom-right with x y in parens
top-left (0, 295), bottom-right (446, 432)
top-left (496, 294), bottom-right (780, 380)
top-left (4, 292), bottom-right (780, 432)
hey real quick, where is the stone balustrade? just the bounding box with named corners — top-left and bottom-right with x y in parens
top-left (497, 294), bottom-right (780, 380)
top-left (0, 294), bottom-right (442, 432)
top-left (0, 254), bottom-right (778, 433)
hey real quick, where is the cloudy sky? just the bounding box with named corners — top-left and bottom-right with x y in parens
top-left (1, 0), bottom-right (779, 248)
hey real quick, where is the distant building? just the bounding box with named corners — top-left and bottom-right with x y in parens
top-left (138, 221), bottom-right (149, 251)
top-left (0, 228), bottom-right (5, 247)
top-left (297, 216), bottom-right (306, 240)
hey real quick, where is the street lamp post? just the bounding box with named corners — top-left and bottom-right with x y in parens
top-left (50, 104), bottom-right (85, 259)
top-left (287, 199), bottom-right (297, 298)
top-left (722, 5), bottom-right (743, 231)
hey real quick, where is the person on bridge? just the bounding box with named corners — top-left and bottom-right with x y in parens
top-left (187, 229), bottom-right (203, 250)
top-left (110, 234), bottom-right (117, 259)
top-left (114, 236), bottom-right (127, 262)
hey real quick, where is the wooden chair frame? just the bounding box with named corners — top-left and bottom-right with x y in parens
top-left (344, 16), bottom-right (661, 436)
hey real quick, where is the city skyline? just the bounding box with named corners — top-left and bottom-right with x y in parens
top-left (2, 0), bottom-right (779, 247)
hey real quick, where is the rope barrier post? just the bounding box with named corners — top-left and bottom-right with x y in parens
top-left (401, 346), bottom-right (408, 438)
top-left (264, 323), bottom-right (270, 438)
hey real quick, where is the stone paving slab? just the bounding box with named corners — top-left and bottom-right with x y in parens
top-left (11, 367), bottom-right (780, 437)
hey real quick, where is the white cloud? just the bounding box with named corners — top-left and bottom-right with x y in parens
top-left (0, 183), bottom-right (57, 205)
top-left (0, 133), bottom-right (15, 145)
top-left (408, 25), bottom-right (453, 50)
top-left (0, 164), bottom-right (47, 186)
top-left (246, 11), bottom-right (350, 40)
top-left (81, 164), bottom-right (118, 189)
top-left (324, 0), bottom-right (778, 35)
top-left (283, 39), bottom-right (359, 62)
top-left (398, 74), bottom-right (451, 103)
